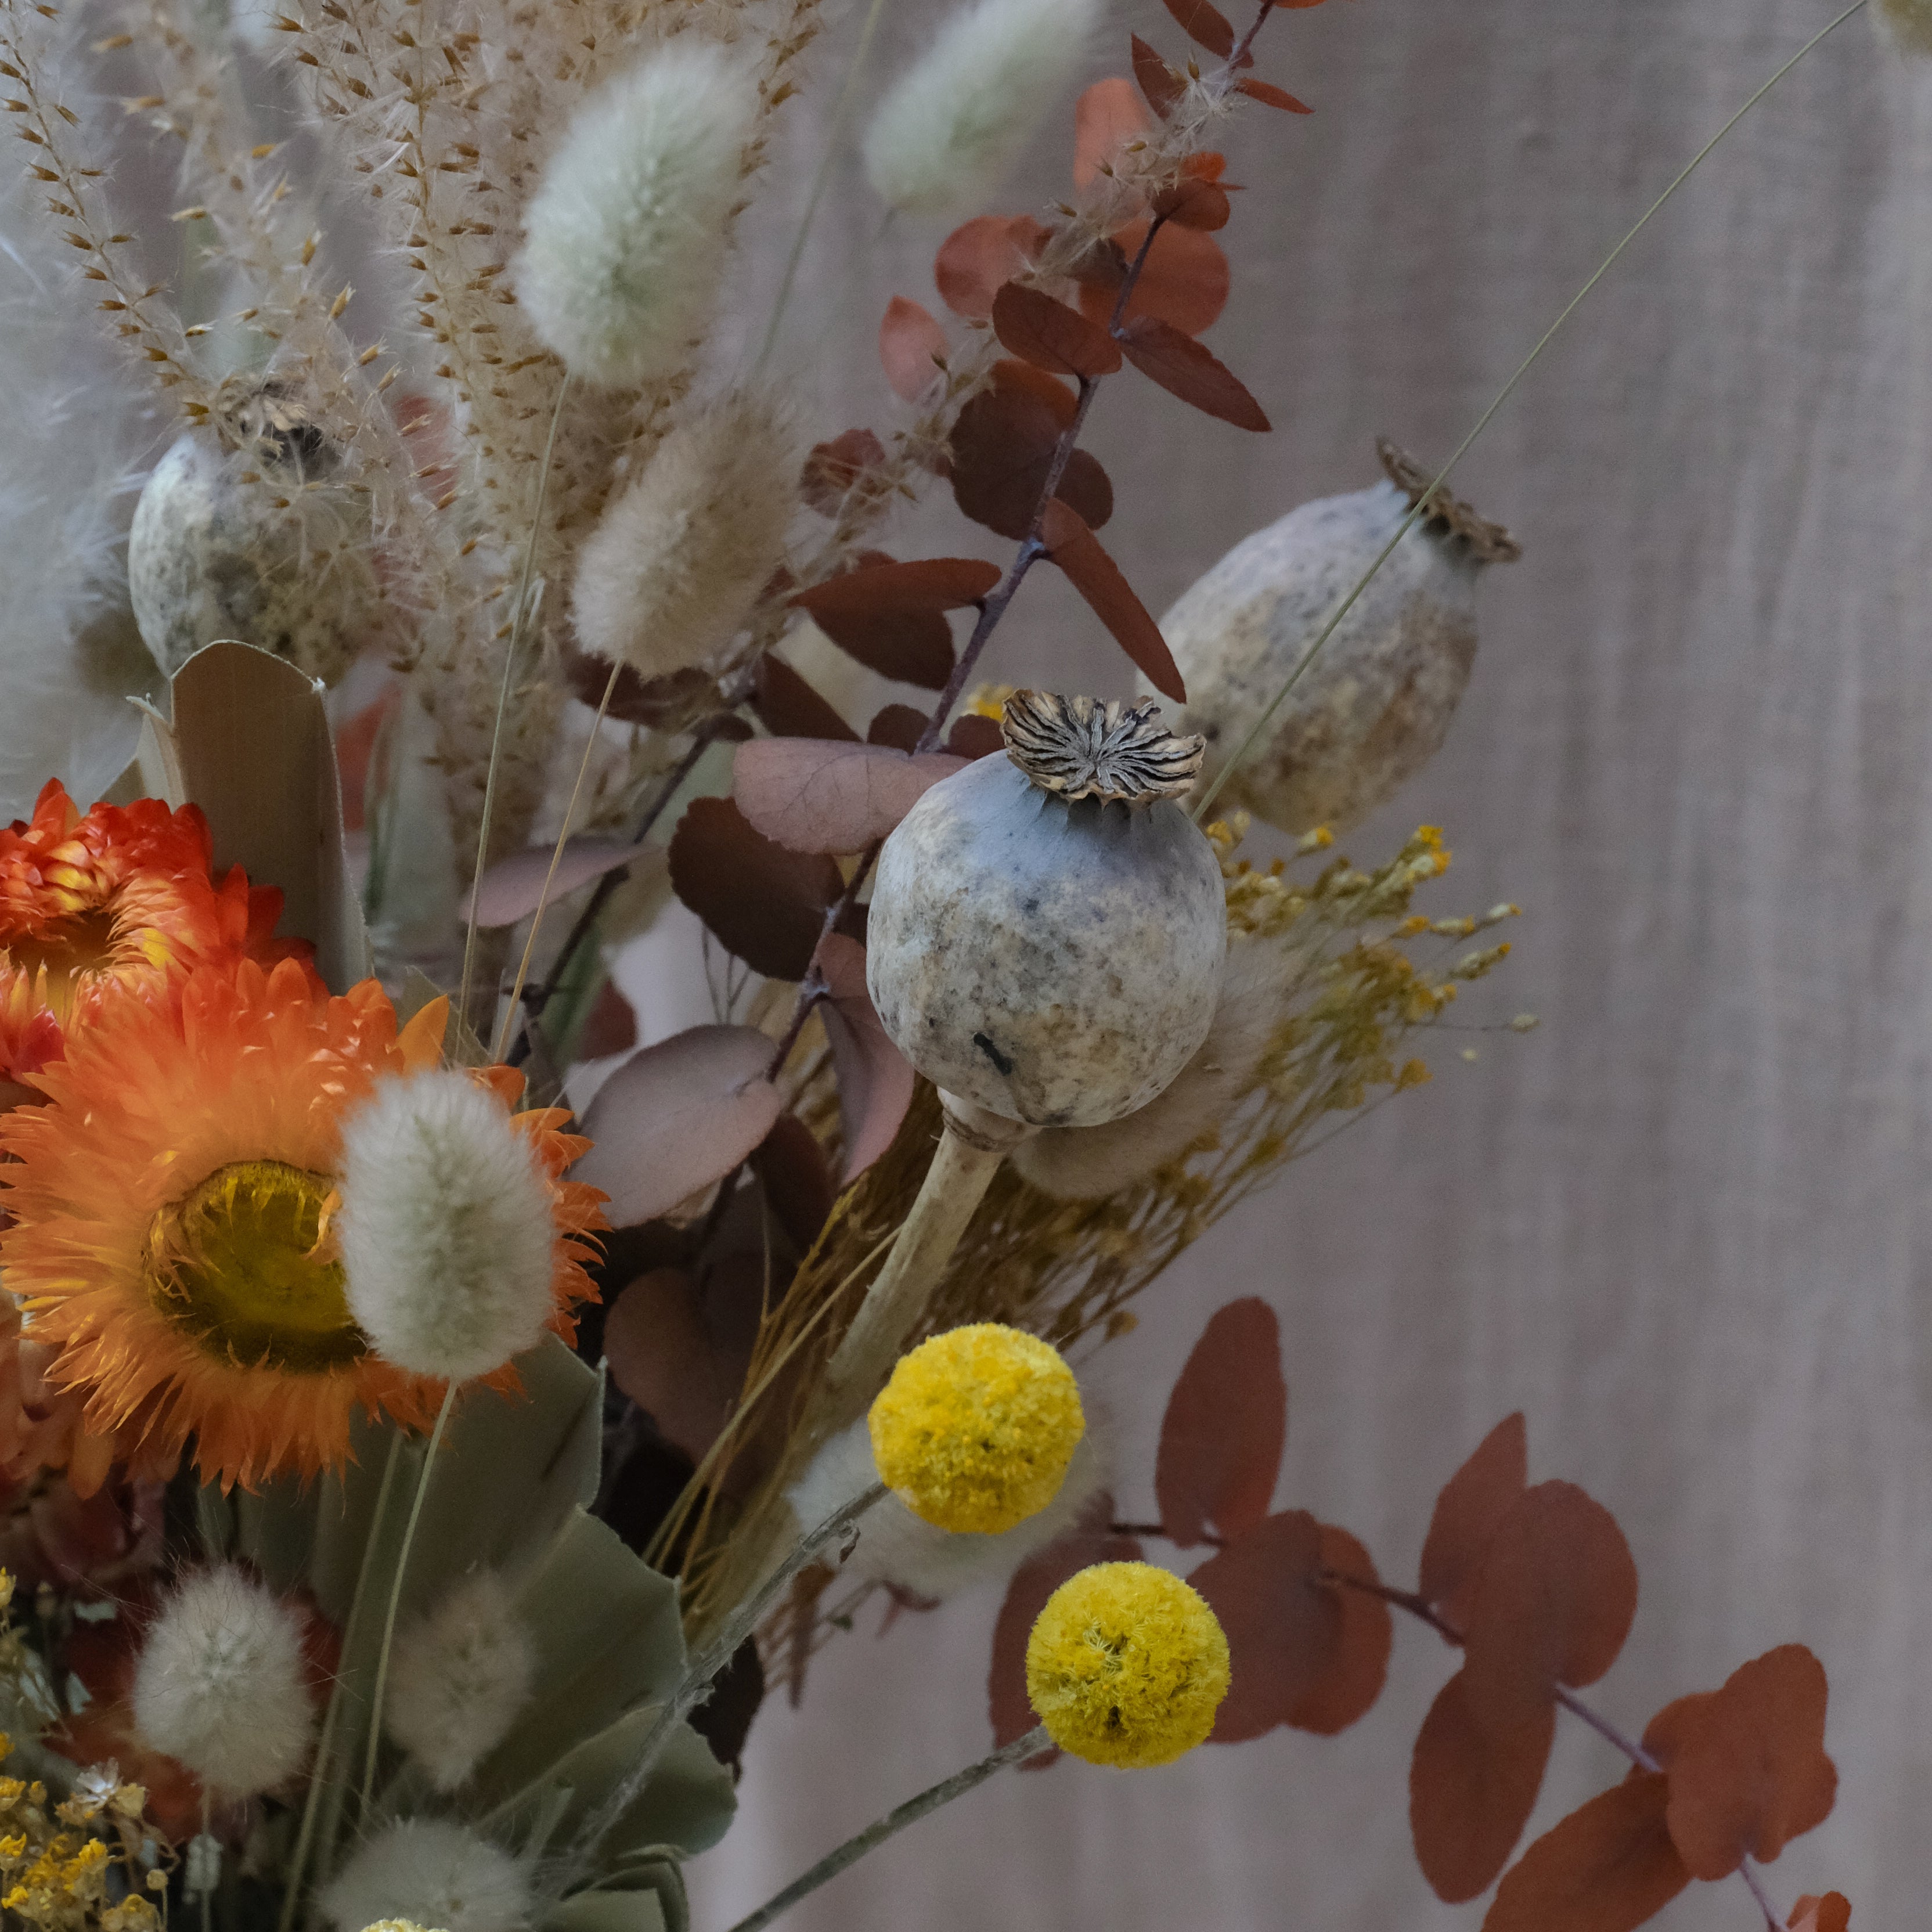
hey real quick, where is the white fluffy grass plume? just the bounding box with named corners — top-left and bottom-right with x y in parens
top-left (516, 41), bottom-right (758, 387)
top-left (384, 1569), bottom-right (536, 1792)
top-left (862, 0), bottom-right (1105, 217)
top-left (131, 1566), bottom-right (314, 1796)
top-left (320, 1820), bottom-right (530, 1932)
top-left (788, 1414), bottom-right (1111, 1601)
top-left (571, 392), bottom-right (798, 677)
top-left (336, 1070), bottom-right (557, 1382)
top-left (1014, 930), bottom-right (1283, 1201)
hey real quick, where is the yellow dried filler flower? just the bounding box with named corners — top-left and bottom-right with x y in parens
top-left (867, 1324), bottom-right (1084, 1533)
top-left (1025, 1562), bottom-right (1230, 1768)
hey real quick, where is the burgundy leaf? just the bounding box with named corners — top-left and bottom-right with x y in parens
top-left (950, 376), bottom-right (1115, 540)
top-left (576, 979), bottom-right (637, 1060)
top-left (801, 429), bottom-right (887, 517)
top-left (992, 280), bottom-right (1122, 379)
top-left (1484, 1775), bottom-right (1690, 1932)
top-left (1079, 221), bottom-right (1229, 337)
top-left (753, 654), bottom-right (859, 742)
top-left (1411, 1668), bottom-right (1556, 1902)
top-left (1420, 1412), bottom-right (1527, 1630)
top-left (751, 1111), bottom-right (837, 1254)
top-left (602, 1267), bottom-right (735, 1460)
top-left (573, 1024), bottom-right (783, 1227)
top-left (866, 704), bottom-right (929, 752)
top-left (668, 796), bottom-right (842, 979)
top-left (1155, 1296), bottom-right (1285, 1545)
top-left (946, 712), bottom-right (1005, 759)
top-left (1131, 33), bottom-right (1186, 119)
top-left (1118, 314), bottom-right (1270, 430)
top-left (1290, 1524), bottom-right (1393, 1735)
top-left (1160, 0), bottom-right (1234, 55)
top-left (1235, 74), bottom-right (1313, 111)
top-left (473, 838), bottom-right (644, 929)
top-left (1039, 497), bottom-right (1186, 701)
top-left (792, 556), bottom-right (1002, 617)
top-left (733, 737), bottom-right (964, 855)
top-left (813, 933), bottom-right (916, 1178)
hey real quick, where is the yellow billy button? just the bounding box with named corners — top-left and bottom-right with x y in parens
top-left (1025, 1562), bottom-right (1231, 1768)
top-left (867, 1324), bottom-right (1084, 1534)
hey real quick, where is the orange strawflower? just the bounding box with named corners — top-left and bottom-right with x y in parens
top-left (0, 779), bottom-right (310, 1082)
top-left (0, 957), bottom-right (604, 1490)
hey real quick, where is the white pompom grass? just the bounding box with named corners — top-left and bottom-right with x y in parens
top-left (862, 0), bottom-right (1105, 218)
top-left (515, 40), bottom-right (758, 389)
top-left (131, 1565), bottom-right (315, 1798)
top-left (319, 1818), bottom-right (531, 1932)
top-left (384, 1569), bottom-right (536, 1792)
top-left (334, 1066), bottom-right (560, 1815)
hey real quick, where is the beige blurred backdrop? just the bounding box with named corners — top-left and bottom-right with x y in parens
top-left (686, 0), bottom-right (1932, 1926)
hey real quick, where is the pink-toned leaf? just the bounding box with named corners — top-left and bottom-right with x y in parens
top-left (734, 737), bottom-right (964, 856)
top-left (801, 429), bottom-right (887, 516)
top-left (935, 215), bottom-right (1037, 320)
top-left (1420, 1412), bottom-right (1527, 1630)
top-left (992, 280), bottom-right (1122, 378)
top-left (1151, 175), bottom-right (1232, 230)
top-left (1073, 77), bottom-right (1151, 190)
top-left (880, 295), bottom-right (947, 402)
top-left (753, 654), bottom-right (859, 742)
top-left (1155, 1296), bottom-right (1285, 1545)
top-left (1411, 1668), bottom-right (1556, 1902)
top-left (574, 1023), bottom-right (783, 1227)
top-left (1484, 1774), bottom-right (1692, 1932)
top-left (813, 933), bottom-right (915, 1179)
top-left (1080, 220), bottom-right (1230, 337)
top-left (473, 838), bottom-right (644, 929)
top-left (1190, 1510), bottom-right (1331, 1742)
top-left (668, 796), bottom-right (843, 979)
top-left (1787, 1895), bottom-right (1852, 1932)
top-left (1040, 498), bottom-right (1186, 701)
top-left (990, 1501), bottom-right (1141, 1758)
top-left (1118, 313), bottom-right (1268, 428)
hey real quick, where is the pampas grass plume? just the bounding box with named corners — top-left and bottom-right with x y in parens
top-left (516, 41), bottom-right (758, 386)
top-left (863, 0), bottom-right (1105, 217)
top-left (572, 392), bottom-right (798, 677)
top-left (336, 1070), bottom-right (557, 1382)
top-left (384, 1569), bottom-right (535, 1792)
top-left (130, 1566), bottom-right (313, 1796)
top-left (320, 1820), bottom-right (530, 1932)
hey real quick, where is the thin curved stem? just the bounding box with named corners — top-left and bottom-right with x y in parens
top-left (358, 1382), bottom-right (458, 1815)
top-left (458, 368), bottom-right (575, 1037)
top-left (725, 1724), bottom-right (1052, 1932)
top-left (1192, 0), bottom-right (1875, 821)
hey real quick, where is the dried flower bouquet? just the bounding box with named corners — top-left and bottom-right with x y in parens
top-left (0, 0), bottom-right (1880, 1929)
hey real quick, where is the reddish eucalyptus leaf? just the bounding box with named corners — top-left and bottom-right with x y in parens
top-left (812, 933), bottom-right (915, 1179)
top-left (1235, 74), bottom-right (1313, 111)
top-left (1484, 1775), bottom-right (1691, 1932)
top-left (733, 737), bottom-right (964, 856)
top-left (935, 215), bottom-right (1036, 320)
top-left (992, 281), bottom-right (1122, 379)
top-left (1072, 77), bottom-right (1151, 192)
top-left (1082, 221), bottom-right (1230, 337)
top-left (1639, 1690), bottom-right (1718, 1768)
top-left (880, 295), bottom-right (946, 401)
top-left (990, 1504), bottom-right (1142, 1757)
top-left (1787, 1895), bottom-right (1852, 1932)
top-left (824, 610), bottom-right (955, 689)
top-left (950, 382), bottom-right (1114, 540)
top-left (1183, 150), bottom-right (1229, 181)
top-left (867, 705), bottom-right (928, 752)
top-left (1661, 1646), bottom-right (1836, 1881)
top-left (1461, 1482), bottom-right (1640, 1731)
top-left (1411, 1668), bottom-right (1556, 1903)
top-left (1155, 1296), bottom-right (1285, 1545)
top-left (574, 1024), bottom-right (783, 1227)
top-left (946, 712), bottom-right (1004, 759)
top-left (1039, 498), bottom-right (1186, 701)
top-left (996, 356), bottom-right (1079, 427)
top-left (751, 1111), bottom-right (837, 1254)
top-left (1118, 315), bottom-right (1269, 430)
top-left (668, 796), bottom-right (842, 979)
top-left (1190, 1511), bottom-right (1331, 1742)
top-left (1131, 34), bottom-right (1186, 119)
top-left (602, 1268), bottom-right (736, 1461)
top-left (1289, 1525), bottom-right (1393, 1735)
top-left (576, 979), bottom-right (637, 1060)
top-left (792, 556), bottom-right (1001, 618)
top-left (801, 428), bottom-right (886, 516)
top-left (1160, 0), bottom-right (1234, 56)
top-left (754, 654), bottom-right (859, 742)
top-left (473, 838), bottom-right (643, 929)
top-left (1420, 1412), bottom-right (1528, 1629)
top-left (1152, 176), bottom-right (1232, 231)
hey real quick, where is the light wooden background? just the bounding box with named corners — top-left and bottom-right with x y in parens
top-left (690, 0), bottom-right (1932, 1926)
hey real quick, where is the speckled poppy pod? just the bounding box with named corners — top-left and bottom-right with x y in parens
top-left (1162, 441), bottom-right (1521, 836)
top-left (866, 690), bottom-right (1228, 1131)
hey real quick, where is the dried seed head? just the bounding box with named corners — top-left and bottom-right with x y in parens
top-left (571, 392), bottom-right (798, 679)
top-left (1161, 442), bottom-right (1520, 837)
top-left (130, 1565), bottom-right (314, 1796)
top-left (516, 42), bottom-right (758, 387)
top-left (863, 0), bottom-right (1105, 217)
top-left (320, 1820), bottom-right (528, 1932)
top-left (867, 693), bottom-right (1227, 1127)
top-left (1002, 690), bottom-right (1205, 804)
top-left (384, 1569), bottom-right (535, 1792)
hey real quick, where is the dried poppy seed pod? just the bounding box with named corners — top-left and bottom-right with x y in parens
top-left (127, 388), bottom-right (379, 686)
top-left (867, 690), bottom-right (1227, 1129)
top-left (1161, 441), bottom-right (1520, 835)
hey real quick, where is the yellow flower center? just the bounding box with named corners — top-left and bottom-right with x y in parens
top-left (142, 1161), bottom-right (367, 1374)
top-left (3, 909), bottom-right (118, 1023)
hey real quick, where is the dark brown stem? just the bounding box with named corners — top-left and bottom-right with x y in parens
top-left (1226, 0), bottom-right (1277, 72)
